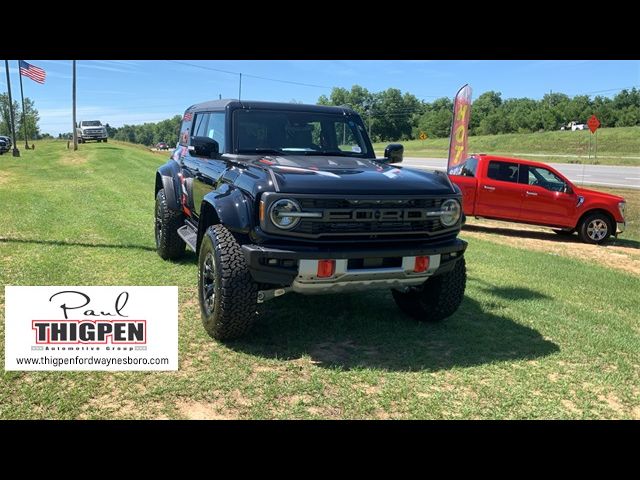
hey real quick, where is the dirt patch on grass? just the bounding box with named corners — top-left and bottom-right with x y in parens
top-left (463, 220), bottom-right (640, 276)
top-left (0, 170), bottom-right (12, 185)
top-left (176, 399), bottom-right (238, 420)
top-left (59, 152), bottom-right (88, 166)
top-left (80, 392), bottom-right (137, 419)
top-left (597, 393), bottom-right (625, 416)
top-left (561, 399), bottom-right (583, 416)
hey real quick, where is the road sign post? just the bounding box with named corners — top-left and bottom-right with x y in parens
top-left (419, 131), bottom-right (427, 148)
top-left (587, 115), bottom-right (600, 161)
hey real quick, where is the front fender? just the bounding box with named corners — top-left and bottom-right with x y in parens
top-left (202, 184), bottom-right (253, 234)
top-left (580, 202), bottom-right (622, 223)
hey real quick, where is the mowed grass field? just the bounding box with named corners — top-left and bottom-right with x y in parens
top-left (373, 126), bottom-right (640, 165)
top-left (1, 140), bottom-right (639, 419)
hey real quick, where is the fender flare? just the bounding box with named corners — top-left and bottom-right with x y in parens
top-left (155, 161), bottom-right (181, 211)
top-left (197, 185), bottom-right (253, 251)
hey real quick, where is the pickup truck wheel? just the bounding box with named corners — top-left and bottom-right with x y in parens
top-left (578, 213), bottom-right (611, 244)
top-left (155, 189), bottom-right (185, 259)
top-left (104, 138), bottom-right (107, 143)
top-left (198, 224), bottom-right (259, 340)
top-left (391, 256), bottom-right (466, 322)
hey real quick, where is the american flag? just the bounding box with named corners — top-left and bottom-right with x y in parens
top-left (19, 60), bottom-right (46, 84)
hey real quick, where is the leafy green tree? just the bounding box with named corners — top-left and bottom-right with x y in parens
top-left (0, 93), bottom-right (20, 137)
top-left (0, 93), bottom-right (39, 140)
top-left (17, 97), bottom-right (39, 140)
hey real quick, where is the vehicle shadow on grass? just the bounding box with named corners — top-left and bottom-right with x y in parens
top-left (464, 224), bottom-right (639, 249)
top-left (229, 284), bottom-right (559, 372)
top-left (0, 237), bottom-right (156, 252)
top-left (610, 238), bottom-right (640, 249)
top-left (464, 224), bottom-right (581, 244)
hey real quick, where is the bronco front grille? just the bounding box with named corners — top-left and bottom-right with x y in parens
top-left (261, 194), bottom-right (457, 240)
top-left (295, 218), bottom-right (443, 235)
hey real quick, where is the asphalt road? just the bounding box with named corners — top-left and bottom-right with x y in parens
top-left (402, 157), bottom-right (640, 190)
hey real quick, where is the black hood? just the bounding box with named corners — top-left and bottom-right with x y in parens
top-left (251, 155), bottom-right (455, 195)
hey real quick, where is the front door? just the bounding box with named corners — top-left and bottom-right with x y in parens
top-left (187, 112), bottom-right (227, 217)
top-left (518, 165), bottom-right (576, 227)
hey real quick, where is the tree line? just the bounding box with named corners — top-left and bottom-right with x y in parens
top-left (318, 86), bottom-right (640, 141)
top-left (0, 93), bottom-right (40, 140)
top-left (4, 86), bottom-right (638, 146)
top-left (99, 86), bottom-right (639, 146)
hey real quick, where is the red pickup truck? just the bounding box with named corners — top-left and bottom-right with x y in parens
top-left (448, 154), bottom-right (626, 244)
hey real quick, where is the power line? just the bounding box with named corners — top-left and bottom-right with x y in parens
top-left (571, 85), bottom-right (639, 96)
top-left (241, 72), bottom-right (332, 89)
top-left (168, 60), bottom-right (239, 76)
top-left (166, 60), bottom-right (333, 90)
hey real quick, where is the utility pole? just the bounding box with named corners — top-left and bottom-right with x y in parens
top-left (72, 60), bottom-right (77, 151)
top-left (4, 60), bottom-right (20, 157)
top-left (238, 73), bottom-right (242, 101)
top-left (17, 61), bottom-right (30, 149)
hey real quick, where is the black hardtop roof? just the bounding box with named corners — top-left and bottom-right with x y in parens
top-left (185, 99), bottom-right (358, 115)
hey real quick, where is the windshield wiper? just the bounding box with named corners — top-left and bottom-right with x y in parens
top-left (237, 148), bottom-right (285, 155)
top-left (301, 151), bottom-right (353, 156)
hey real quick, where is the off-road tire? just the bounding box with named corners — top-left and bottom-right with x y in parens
top-left (155, 189), bottom-right (185, 260)
top-left (578, 212), bottom-right (612, 244)
top-left (391, 256), bottom-right (466, 322)
top-left (198, 224), bottom-right (259, 340)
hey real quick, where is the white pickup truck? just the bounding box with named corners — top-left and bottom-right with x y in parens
top-left (561, 121), bottom-right (587, 131)
top-left (76, 120), bottom-right (108, 143)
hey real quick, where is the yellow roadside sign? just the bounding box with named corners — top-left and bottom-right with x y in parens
top-left (419, 132), bottom-right (427, 140)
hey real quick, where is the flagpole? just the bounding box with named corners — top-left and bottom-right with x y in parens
top-left (4, 60), bottom-right (20, 157)
top-left (72, 60), bottom-right (77, 151)
top-left (17, 61), bottom-right (30, 150)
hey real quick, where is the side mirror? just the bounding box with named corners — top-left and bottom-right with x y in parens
top-left (384, 143), bottom-right (403, 164)
top-left (190, 136), bottom-right (219, 158)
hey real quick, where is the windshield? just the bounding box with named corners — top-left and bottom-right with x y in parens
top-left (82, 121), bottom-right (101, 127)
top-left (234, 109), bottom-right (372, 157)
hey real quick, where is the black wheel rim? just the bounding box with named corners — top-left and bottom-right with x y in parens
top-left (155, 201), bottom-right (162, 247)
top-left (202, 252), bottom-right (216, 315)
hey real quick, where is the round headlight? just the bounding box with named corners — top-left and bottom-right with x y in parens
top-left (269, 199), bottom-right (301, 230)
top-left (440, 199), bottom-right (461, 227)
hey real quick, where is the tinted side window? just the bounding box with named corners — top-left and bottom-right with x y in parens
top-left (193, 113), bottom-right (210, 138)
top-left (449, 157), bottom-right (478, 177)
top-left (526, 165), bottom-right (566, 192)
top-left (487, 161), bottom-right (519, 183)
top-left (462, 157), bottom-right (478, 177)
top-left (206, 113), bottom-right (225, 153)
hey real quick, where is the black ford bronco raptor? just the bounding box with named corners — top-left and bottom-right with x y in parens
top-left (155, 100), bottom-right (467, 340)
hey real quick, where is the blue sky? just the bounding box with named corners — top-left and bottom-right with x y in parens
top-left (1, 60), bottom-right (638, 135)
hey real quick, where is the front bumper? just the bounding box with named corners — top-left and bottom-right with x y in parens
top-left (242, 238), bottom-right (467, 291)
top-left (617, 222), bottom-right (625, 234)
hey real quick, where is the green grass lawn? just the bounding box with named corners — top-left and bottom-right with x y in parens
top-left (373, 126), bottom-right (640, 165)
top-left (1, 140), bottom-right (639, 419)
